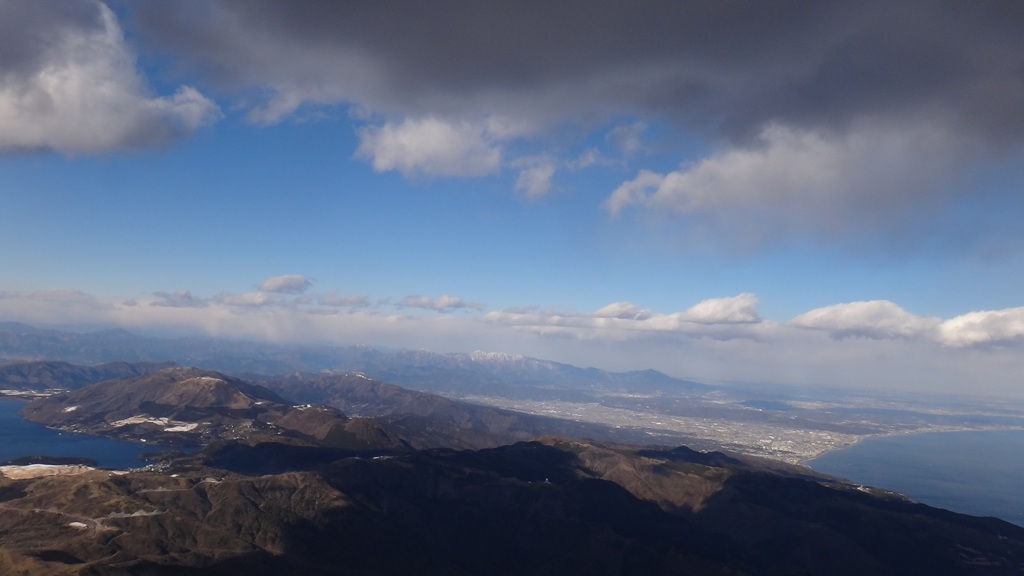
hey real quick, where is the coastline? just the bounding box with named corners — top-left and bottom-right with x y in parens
top-left (803, 428), bottom-right (1024, 527)
top-left (800, 425), bottom-right (1024, 468)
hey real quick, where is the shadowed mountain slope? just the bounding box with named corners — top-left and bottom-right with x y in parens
top-left (0, 438), bottom-right (1021, 575)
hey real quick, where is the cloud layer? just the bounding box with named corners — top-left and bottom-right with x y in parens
top-left (2, 282), bottom-right (1023, 395)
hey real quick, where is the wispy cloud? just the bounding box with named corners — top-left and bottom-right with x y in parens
top-left (606, 122), bottom-right (647, 156)
top-left (259, 274), bottom-right (312, 294)
top-left (152, 290), bottom-right (208, 308)
top-left (213, 291), bottom-right (281, 308)
top-left (398, 294), bottom-right (484, 313)
top-left (512, 156), bottom-right (558, 199)
top-left (318, 291), bottom-right (370, 309)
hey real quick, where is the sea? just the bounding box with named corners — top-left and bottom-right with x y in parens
top-left (808, 429), bottom-right (1024, 527)
top-left (0, 399), bottom-right (159, 469)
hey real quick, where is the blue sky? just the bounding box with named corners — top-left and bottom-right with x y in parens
top-left (2, 1), bottom-right (1024, 397)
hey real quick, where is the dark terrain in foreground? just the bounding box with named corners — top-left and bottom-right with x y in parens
top-left (2, 438), bottom-right (1023, 575)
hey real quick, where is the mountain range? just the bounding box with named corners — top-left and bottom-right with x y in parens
top-left (0, 322), bottom-right (705, 401)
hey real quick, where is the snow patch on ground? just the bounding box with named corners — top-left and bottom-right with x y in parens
top-left (0, 464), bottom-right (95, 479)
top-left (182, 376), bottom-right (226, 386)
top-left (109, 414), bottom-right (200, 432)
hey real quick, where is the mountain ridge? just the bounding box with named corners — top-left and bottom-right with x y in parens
top-left (0, 322), bottom-right (705, 399)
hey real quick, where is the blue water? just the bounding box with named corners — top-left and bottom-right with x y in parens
top-left (0, 399), bottom-right (157, 469)
top-left (808, 429), bottom-right (1024, 527)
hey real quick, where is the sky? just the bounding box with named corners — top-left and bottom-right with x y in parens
top-left (2, 0), bottom-right (1024, 397)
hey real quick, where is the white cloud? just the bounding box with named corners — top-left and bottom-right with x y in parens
top-left (484, 295), bottom-right (764, 341)
top-left (0, 1), bottom-right (220, 155)
top-left (605, 123), bottom-right (967, 248)
top-left (398, 294), bottom-right (484, 313)
top-left (790, 300), bottom-right (940, 340)
top-left (937, 308), bottom-right (1024, 348)
top-left (356, 116), bottom-right (502, 178)
top-left (259, 274), bottom-right (312, 294)
top-left (682, 293), bottom-right (760, 324)
top-left (791, 300), bottom-right (1024, 351)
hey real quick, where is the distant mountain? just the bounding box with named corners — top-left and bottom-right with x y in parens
top-left (20, 367), bottom-right (409, 450)
top-left (327, 348), bottom-right (710, 399)
top-left (264, 372), bottom-right (702, 450)
top-left (0, 359), bottom-right (175, 391)
top-left (0, 437), bottom-right (1021, 574)
top-left (0, 322), bottom-right (707, 399)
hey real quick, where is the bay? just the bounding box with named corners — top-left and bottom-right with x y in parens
top-left (0, 399), bottom-right (157, 469)
top-left (808, 429), bottom-right (1024, 527)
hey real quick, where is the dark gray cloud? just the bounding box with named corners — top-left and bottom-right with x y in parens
top-left (0, 0), bottom-right (219, 155)
top-left (125, 1), bottom-right (1024, 253)
top-left (134, 1), bottom-right (1024, 142)
top-left (0, 1), bottom-right (101, 77)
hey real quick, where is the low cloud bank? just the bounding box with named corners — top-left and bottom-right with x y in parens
top-left (2, 283), bottom-right (1022, 397)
